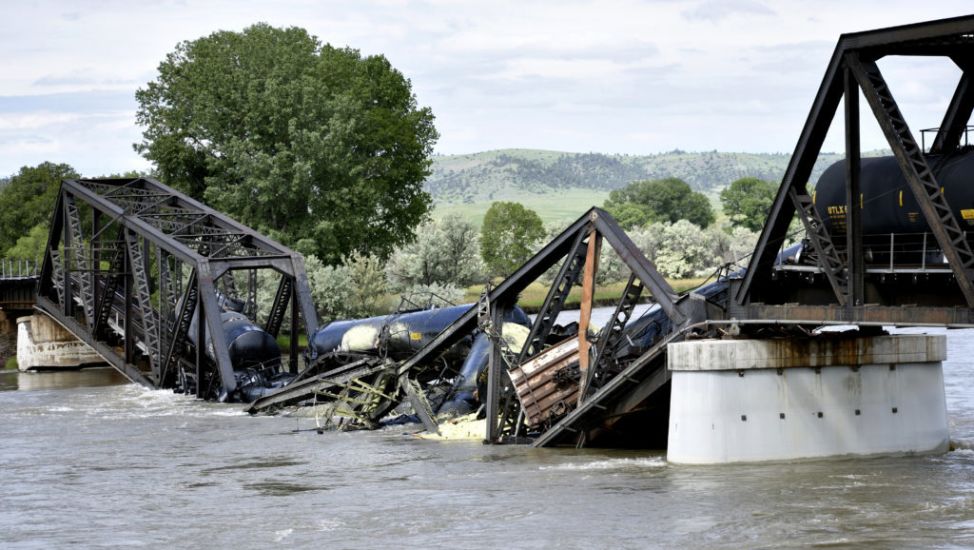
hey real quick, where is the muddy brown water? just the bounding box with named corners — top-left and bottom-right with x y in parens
top-left (0, 312), bottom-right (972, 548)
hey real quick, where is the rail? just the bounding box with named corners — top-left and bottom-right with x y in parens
top-left (775, 231), bottom-right (954, 275)
top-left (0, 258), bottom-right (40, 280)
top-left (919, 125), bottom-right (974, 153)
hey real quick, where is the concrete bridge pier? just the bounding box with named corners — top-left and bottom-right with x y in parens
top-left (666, 333), bottom-right (949, 464)
top-left (16, 313), bottom-right (105, 371)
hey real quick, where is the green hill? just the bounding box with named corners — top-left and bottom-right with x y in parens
top-left (427, 148), bottom-right (878, 226)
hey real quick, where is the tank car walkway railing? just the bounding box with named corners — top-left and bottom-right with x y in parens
top-left (920, 125), bottom-right (974, 154)
top-left (774, 231), bottom-right (956, 274)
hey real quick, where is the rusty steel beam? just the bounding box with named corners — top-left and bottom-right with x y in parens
top-left (575, 228), bottom-right (600, 405)
top-left (728, 302), bottom-right (974, 327)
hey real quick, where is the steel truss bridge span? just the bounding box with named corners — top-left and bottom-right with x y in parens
top-left (739, 14), bottom-right (974, 324)
top-left (36, 177), bottom-right (319, 401)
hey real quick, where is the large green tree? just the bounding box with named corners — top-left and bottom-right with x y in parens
top-left (603, 177), bottom-right (714, 229)
top-left (135, 23), bottom-right (438, 264)
top-left (0, 162), bottom-right (79, 255)
top-left (480, 201), bottom-right (545, 277)
top-left (720, 177), bottom-right (777, 232)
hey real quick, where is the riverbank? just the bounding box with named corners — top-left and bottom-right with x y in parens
top-left (461, 277), bottom-right (709, 313)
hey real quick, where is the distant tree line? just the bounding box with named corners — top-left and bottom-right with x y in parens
top-left (425, 149), bottom-right (830, 204)
top-left (0, 158), bottom-right (774, 323)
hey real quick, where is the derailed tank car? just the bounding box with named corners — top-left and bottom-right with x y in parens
top-left (183, 294), bottom-right (289, 402)
top-left (306, 304), bottom-right (532, 415)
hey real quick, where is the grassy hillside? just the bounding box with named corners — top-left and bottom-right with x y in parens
top-left (434, 188), bottom-right (609, 227)
top-left (427, 148), bottom-right (884, 226)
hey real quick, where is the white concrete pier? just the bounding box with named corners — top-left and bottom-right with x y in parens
top-left (666, 334), bottom-right (949, 464)
top-left (17, 314), bottom-right (105, 370)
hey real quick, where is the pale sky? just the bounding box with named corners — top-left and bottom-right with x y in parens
top-left (1, 0), bottom-right (971, 177)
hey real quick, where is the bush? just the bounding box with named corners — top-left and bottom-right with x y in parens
top-left (385, 214), bottom-right (483, 290)
top-left (399, 282), bottom-right (466, 308)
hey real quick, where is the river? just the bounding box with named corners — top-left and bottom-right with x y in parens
top-left (0, 316), bottom-right (971, 548)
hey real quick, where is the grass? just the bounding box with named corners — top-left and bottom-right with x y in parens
top-left (432, 188), bottom-right (610, 227)
top-left (461, 277), bottom-right (709, 312)
top-left (4, 356), bottom-right (17, 370)
top-left (275, 333), bottom-right (308, 351)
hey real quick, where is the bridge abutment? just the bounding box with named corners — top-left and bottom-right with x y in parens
top-left (666, 334), bottom-right (949, 464)
top-left (16, 314), bottom-right (105, 371)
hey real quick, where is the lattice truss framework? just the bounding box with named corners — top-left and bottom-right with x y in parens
top-left (36, 177), bottom-right (319, 401)
top-left (738, 16), bottom-right (974, 319)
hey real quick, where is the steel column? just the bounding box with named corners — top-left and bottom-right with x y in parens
top-left (848, 54), bottom-right (974, 307)
top-left (845, 66), bottom-right (864, 307)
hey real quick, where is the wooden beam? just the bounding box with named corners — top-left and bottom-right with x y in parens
top-left (576, 229), bottom-right (601, 406)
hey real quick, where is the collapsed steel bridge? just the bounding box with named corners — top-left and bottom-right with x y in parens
top-left (249, 15), bottom-right (974, 447)
top-left (249, 207), bottom-right (721, 447)
top-left (32, 15), bottom-right (974, 446)
top-left (35, 177), bottom-right (318, 401)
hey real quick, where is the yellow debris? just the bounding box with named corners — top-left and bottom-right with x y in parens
top-left (417, 413), bottom-right (485, 441)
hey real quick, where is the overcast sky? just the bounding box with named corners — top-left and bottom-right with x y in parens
top-left (1, 0), bottom-right (971, 177)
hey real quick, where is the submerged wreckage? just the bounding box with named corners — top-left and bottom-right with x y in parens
top-left (28, 16), bottom-right (974, 459)
top-left (248, 206), bottom-right (728, 448)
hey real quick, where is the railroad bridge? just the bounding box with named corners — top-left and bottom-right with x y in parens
top-left (18, 15), bottom-right (974, 462)
top-left (32, 176), bottom-right (318, 400)
top-left (246, 15), bottom-right (974, 461)
top-left (0, 260), bottom-right (39, 312)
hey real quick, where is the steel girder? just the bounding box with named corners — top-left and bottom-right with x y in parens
top-left (404, 208), bottom-right (690, 443)
top-left (35, 177), bottom-right (319, 401)
top-left (737, 15), bottom-right (974, 311)
top-left (247, 208), bottom-right (699, 446)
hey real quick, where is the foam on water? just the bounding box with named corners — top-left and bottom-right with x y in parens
top-left (540, 456), bottom-right (667, 471)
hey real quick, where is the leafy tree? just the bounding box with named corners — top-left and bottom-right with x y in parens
top-left (263, 252), bottom-right (389, 323)
top-left (720, 177), bottom-right (777, 231)
top-left (385, 214), bottom-right (483, 290)
top-left (5, 224), bottom-right (50, 261)
top-left (400, 282), bottom-right (465, 307)
top-left (597, 223), bottom-right (666, 283)
top-left (0, 162), bottom-right (79, 255)
top-left (480, 201), bottom-right (545, 277)
top-left (344, 251), bottom-right (389, 317)
top-left (652, 220), bottom-right (713, 279)
top-left (135, 23), bottom-right (438, 264)
top-left (603, 177), bottom-right (714, 229)
top-left (707, 224), bottom-right (759, 267)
